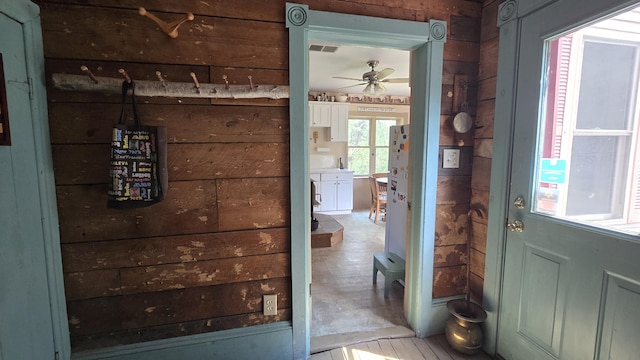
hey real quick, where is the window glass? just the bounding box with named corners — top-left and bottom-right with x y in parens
top-left (534, 7), bottom-right (640, 235)
top-left (348, 117), bottom-right (398, 175)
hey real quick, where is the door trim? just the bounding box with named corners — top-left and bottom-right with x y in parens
top-left (286, 4), bottom-right (446, 358)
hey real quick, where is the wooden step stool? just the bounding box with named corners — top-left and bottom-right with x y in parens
top-left (372, 252), bottom-right (405, 298)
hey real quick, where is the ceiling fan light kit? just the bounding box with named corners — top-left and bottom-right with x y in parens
top-left (333, 59), bottom-right (409, 97)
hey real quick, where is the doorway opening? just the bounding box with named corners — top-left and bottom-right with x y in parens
top-left (286, 4), bottom-right (447, 357)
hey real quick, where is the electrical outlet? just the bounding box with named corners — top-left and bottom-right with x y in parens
top-left (263, 294), bottom-right (277, 316)
top-left (443, 148), bottom-right (460, 169)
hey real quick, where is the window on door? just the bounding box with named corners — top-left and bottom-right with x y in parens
top-left (535, 5), bottom-right (640, 234)
top-left (347, 117), bottom-right (397, 176)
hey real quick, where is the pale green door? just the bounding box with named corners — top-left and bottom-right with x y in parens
top-left (498, 1), bottom-right (640, 359)
top-left (0, 3), bottom-right (62, 359)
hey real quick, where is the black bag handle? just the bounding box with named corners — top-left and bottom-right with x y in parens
top-left (119, 80), bottom-right (141, 127)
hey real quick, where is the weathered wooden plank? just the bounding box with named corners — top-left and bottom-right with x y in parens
top-left (52, 142), bottom-right (289, 185)
top-left (64, 269), bottom-right (121, 301)
top-left (61, 227), bottom-right (290, 272)
top-left (450, 15), bottom-right (481, 43)
top-left (477, 76), bottom-right (497, 101)
top-left (470, 189), bottom-right (490, 224)
top-left (56, 181), bottom-right (218, 243)
top-left (470, 221), bottom-right (487, 254)
top-left (442, 84), bottom-right (454, 115)
top-left (473, 138), bottom-right (493, 158)
top-left (377, 338), bottom-right (400, 358)
top-left (40, 4), bottom-right (288, 68)
top-left (434, 244), bottom-right (467, 267)
top-left (470, 248), bottom-right (485, 279)
top-left (436, 175), bottom-right (472, 205)
top-left (474, 99), bottom-right (495, 139)
top-left (411, 337), bottom-right (439, 359)
top-left (470, 156), bottom-right (491, 192)
top-left (45, 59), bottom-right (211, 105)
top-left (435, 204), bottom-right (469, 246)
top-left (425, 335), bottom-right (455, 360)
top-left (66, 277), bottom-right (290, 337)
top-left (469, 272), bottom-right (484, 303)
top-left (391, 337), bottom-right (427, 360)
top-left (481, 0), bottom-right (501, 43)
top-left (48, 102), bottom-right (289, 145)
top-left (169, 143), bottom-right (289, 181)
top-left (479, 37), bottom-right (499, 80)
top-left (444, 40), bottom-right (481, 63)
top-left (71, 308), bottom-right (292, 352)
top-left (120, 253), bottom-right (290, 294)
top-left (442, 60), bottom-right (479, 86)
top-left (433, 265), bottom-right (466, 298)
top-left (217, 177), bottom-right (290, 231)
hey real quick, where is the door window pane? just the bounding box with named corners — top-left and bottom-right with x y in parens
top-left (534, 8), bottom-right (640, 235)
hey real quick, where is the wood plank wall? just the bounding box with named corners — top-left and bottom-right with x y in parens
top-left (37, 0), bottom-right (483, 351)
top-left (468, 0), bottom-right (500, 303)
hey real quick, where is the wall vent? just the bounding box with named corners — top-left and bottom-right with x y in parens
top-left (309, 45), bottom-right (339, 53)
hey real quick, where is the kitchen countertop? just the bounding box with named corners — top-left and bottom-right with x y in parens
top-left (310, 168), bottom-right (353, 173)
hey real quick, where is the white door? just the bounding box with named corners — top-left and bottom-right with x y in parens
top-left (498, 1), bottom-right (640, 359)
top-left (0, 3), bottom-right (62, 359)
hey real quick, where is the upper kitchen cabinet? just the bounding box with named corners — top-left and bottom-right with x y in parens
top-left (309, 102), bottom-right (350, 142)
top-left (329, 103), bottom-right (349, 142)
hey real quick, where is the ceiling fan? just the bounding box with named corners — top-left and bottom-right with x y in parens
top-left (333, 60), bottom-right (409, 96)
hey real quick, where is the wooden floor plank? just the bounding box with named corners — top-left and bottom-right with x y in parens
top-left (309, 350), bottom-right (333, 360)
top-left (411, 337), bottom-right (440, 360)
top-left (329, 347), bottom-right (348, 360)
top-left (393, 337), bottom-right (428, 359)
top-left (377, 338), bottom-right (400, 358)
top-left (425, 336), bottom-right (455, 360)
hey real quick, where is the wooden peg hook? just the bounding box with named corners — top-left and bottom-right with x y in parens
top-left (139, 7), bottom-right (194, 39)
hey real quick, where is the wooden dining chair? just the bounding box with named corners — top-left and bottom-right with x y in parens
top-left (369, 174), bottom-right (387, 223)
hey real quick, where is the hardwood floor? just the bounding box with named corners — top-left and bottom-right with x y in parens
top-left (310, 211), bottom-right (494, 359)
top-left (309, 334), bottom-right (493, 360)
top-left (311, 211), bottom-right (407, 338)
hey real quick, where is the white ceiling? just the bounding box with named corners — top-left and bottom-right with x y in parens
top-left (308, 43), bottom-right (411, 96)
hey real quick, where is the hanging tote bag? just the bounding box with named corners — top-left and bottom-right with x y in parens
top-left (107, 80), bottom-right (168, 208)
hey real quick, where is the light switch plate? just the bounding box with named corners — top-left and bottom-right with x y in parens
top-left (263, 294), bottom-right (277, 316)
top-left (443, 149), bottom-right (460, 169)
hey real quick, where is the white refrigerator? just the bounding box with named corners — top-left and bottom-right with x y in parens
top-left (385, 124), bottom-right (410, 260)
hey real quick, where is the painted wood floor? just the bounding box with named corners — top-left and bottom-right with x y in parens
top-left (309, 334), bottom-right (493, 360)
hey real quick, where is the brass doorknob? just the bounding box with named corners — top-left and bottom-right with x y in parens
top-left (507, 219), bottom-right (524, 232)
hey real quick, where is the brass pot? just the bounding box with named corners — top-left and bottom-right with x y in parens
top-left (445, 299), bottom-right (487, 354)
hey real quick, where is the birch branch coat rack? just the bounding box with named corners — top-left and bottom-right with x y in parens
top-left (51, 72), bottom-right (290, 100)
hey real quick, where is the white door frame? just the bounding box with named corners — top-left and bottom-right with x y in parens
top-left (286, 4), bottom-right (446, 358)
top-left (483, 0), bottom-right (640, 355)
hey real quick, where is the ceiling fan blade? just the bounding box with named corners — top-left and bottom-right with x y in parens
top-left (376, 68), bottom-right (395, 80)
top-left (332, 76), bottom-right (363, 81)
top-left (381, 77), bottom-right (409, 83)
top-left (339, 82), bottom-right (367, 89)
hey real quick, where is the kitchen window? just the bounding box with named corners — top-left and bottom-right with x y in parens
top-left (347, 117), bottom-right (398, 176)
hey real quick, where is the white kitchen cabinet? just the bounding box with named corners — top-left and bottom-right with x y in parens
top-left (329, 103), bottom-right (349, 141)
top-left (315, 171), bottom-right (353, 214)
top-left (309, 102), bottom-right (331, 127)
top-left (309, 102), bottom-right (350, 141)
